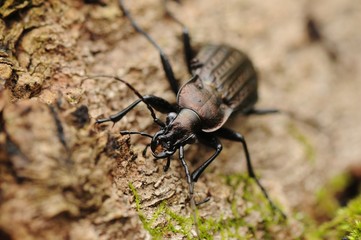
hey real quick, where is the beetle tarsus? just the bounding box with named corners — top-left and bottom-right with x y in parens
top-left (195, 196), bottom-right (211, 206)
top-left (96, 118), bottom-right (112, 124)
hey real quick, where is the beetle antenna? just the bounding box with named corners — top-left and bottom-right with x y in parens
top-left (119, 0), bottom-right (162, 53)
top-left (118, 0), bottom-right (179, 94)
top-left (82, 75), bottom-right (165, 127)
top-left (163, 0), bottom-right (186, 28)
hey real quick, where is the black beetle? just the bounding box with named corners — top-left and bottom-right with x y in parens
top-left (97, 0), bottom-right (285, 219)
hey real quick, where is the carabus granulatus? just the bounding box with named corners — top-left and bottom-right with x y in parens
top-left (96, 0), bottom-right (286, 233)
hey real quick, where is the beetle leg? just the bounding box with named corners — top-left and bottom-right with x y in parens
top-left (163, 156), bottom-right (171, 172)
top-left (243, 108), bottom-right (279, 115)
top-left (152, 155), bottom-right (172, 172)
top-left (190, 59), bottom-right (203, 70)
top-left (179, 146), bottom-right (194, 195)
top-left (142, 95), bottom-right (177, 113)
top-left (179, 146), bottom-right (200, 236)
top-left (97, 99), bottom-right (141, 125)
top-left (142, 144), bottom-right (150, 157)
top-left (214, 127), bottom-right (287, 218)
top-left (118, 0), bottom-right (179, 94)
top-left (191, 134), bottom-right (223, 182)
top-left (163, 0), bottom-right (194, 74)
top-left (195, 196), bottom-right (211, 206)
top-left (97, 95), bottom-right (176, 125)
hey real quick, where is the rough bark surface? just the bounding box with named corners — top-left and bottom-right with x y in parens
top-left (1, 0), bottom-right (360, 239)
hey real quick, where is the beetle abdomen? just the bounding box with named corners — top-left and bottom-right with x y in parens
top-left (193, 44), bottom-right (258, 112)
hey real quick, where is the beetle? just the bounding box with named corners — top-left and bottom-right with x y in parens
top-left (97, 0), bottom-right (285, 218)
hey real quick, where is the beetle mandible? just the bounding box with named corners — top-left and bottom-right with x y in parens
top-left (97, 0), bottom-right (285, 217)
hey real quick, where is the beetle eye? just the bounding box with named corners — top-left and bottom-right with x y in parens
top-left (166, 112), bottom-right (177, 124)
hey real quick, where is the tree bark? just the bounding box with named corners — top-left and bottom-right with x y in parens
top-left (1, 0), bottom-right (361, 239)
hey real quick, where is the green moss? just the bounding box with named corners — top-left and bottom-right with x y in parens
top-left (315, 173), bottom-right (351, 220)
top-left (129, 183), bottom-right (162, 237)
top-left (288, 122), bottom-right (316, 163)
top-left (308, 196), bottom-right (361, 240)
top-left (304, 173), bottom-right (361, 240)
top-left (129, 182), bottom-right (193, 239)
top-left (129, 173), bottom-right (288, 239)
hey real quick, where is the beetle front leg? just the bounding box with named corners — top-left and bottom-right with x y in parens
top-left (97, 98), bottom-right (142, 124)
top-left (215, 127), bottom-right (286, 218)
top-left (179, 146), bottom-right (194, 195)
top-left (191, 134), bottom-right (222, 182)
top-left (179, 145), bottom-right (201, 236)
top-left (97, 95), bottom-right (176, 125)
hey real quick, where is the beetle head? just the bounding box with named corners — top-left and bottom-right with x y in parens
top-left (150, 109), bottom-right (201, 159)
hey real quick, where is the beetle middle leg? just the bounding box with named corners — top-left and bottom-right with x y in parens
top-left (214, 127), bottom-right (286, 218)
top-left (179, 145), bottom-right (200, 236)
top-left (191, 128), bottom-right (285, 217)
top-left (243, 108), bottom-right (279, 116)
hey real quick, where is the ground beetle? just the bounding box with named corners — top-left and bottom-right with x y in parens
top-left (97, 0), bottom-right (285, 221)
